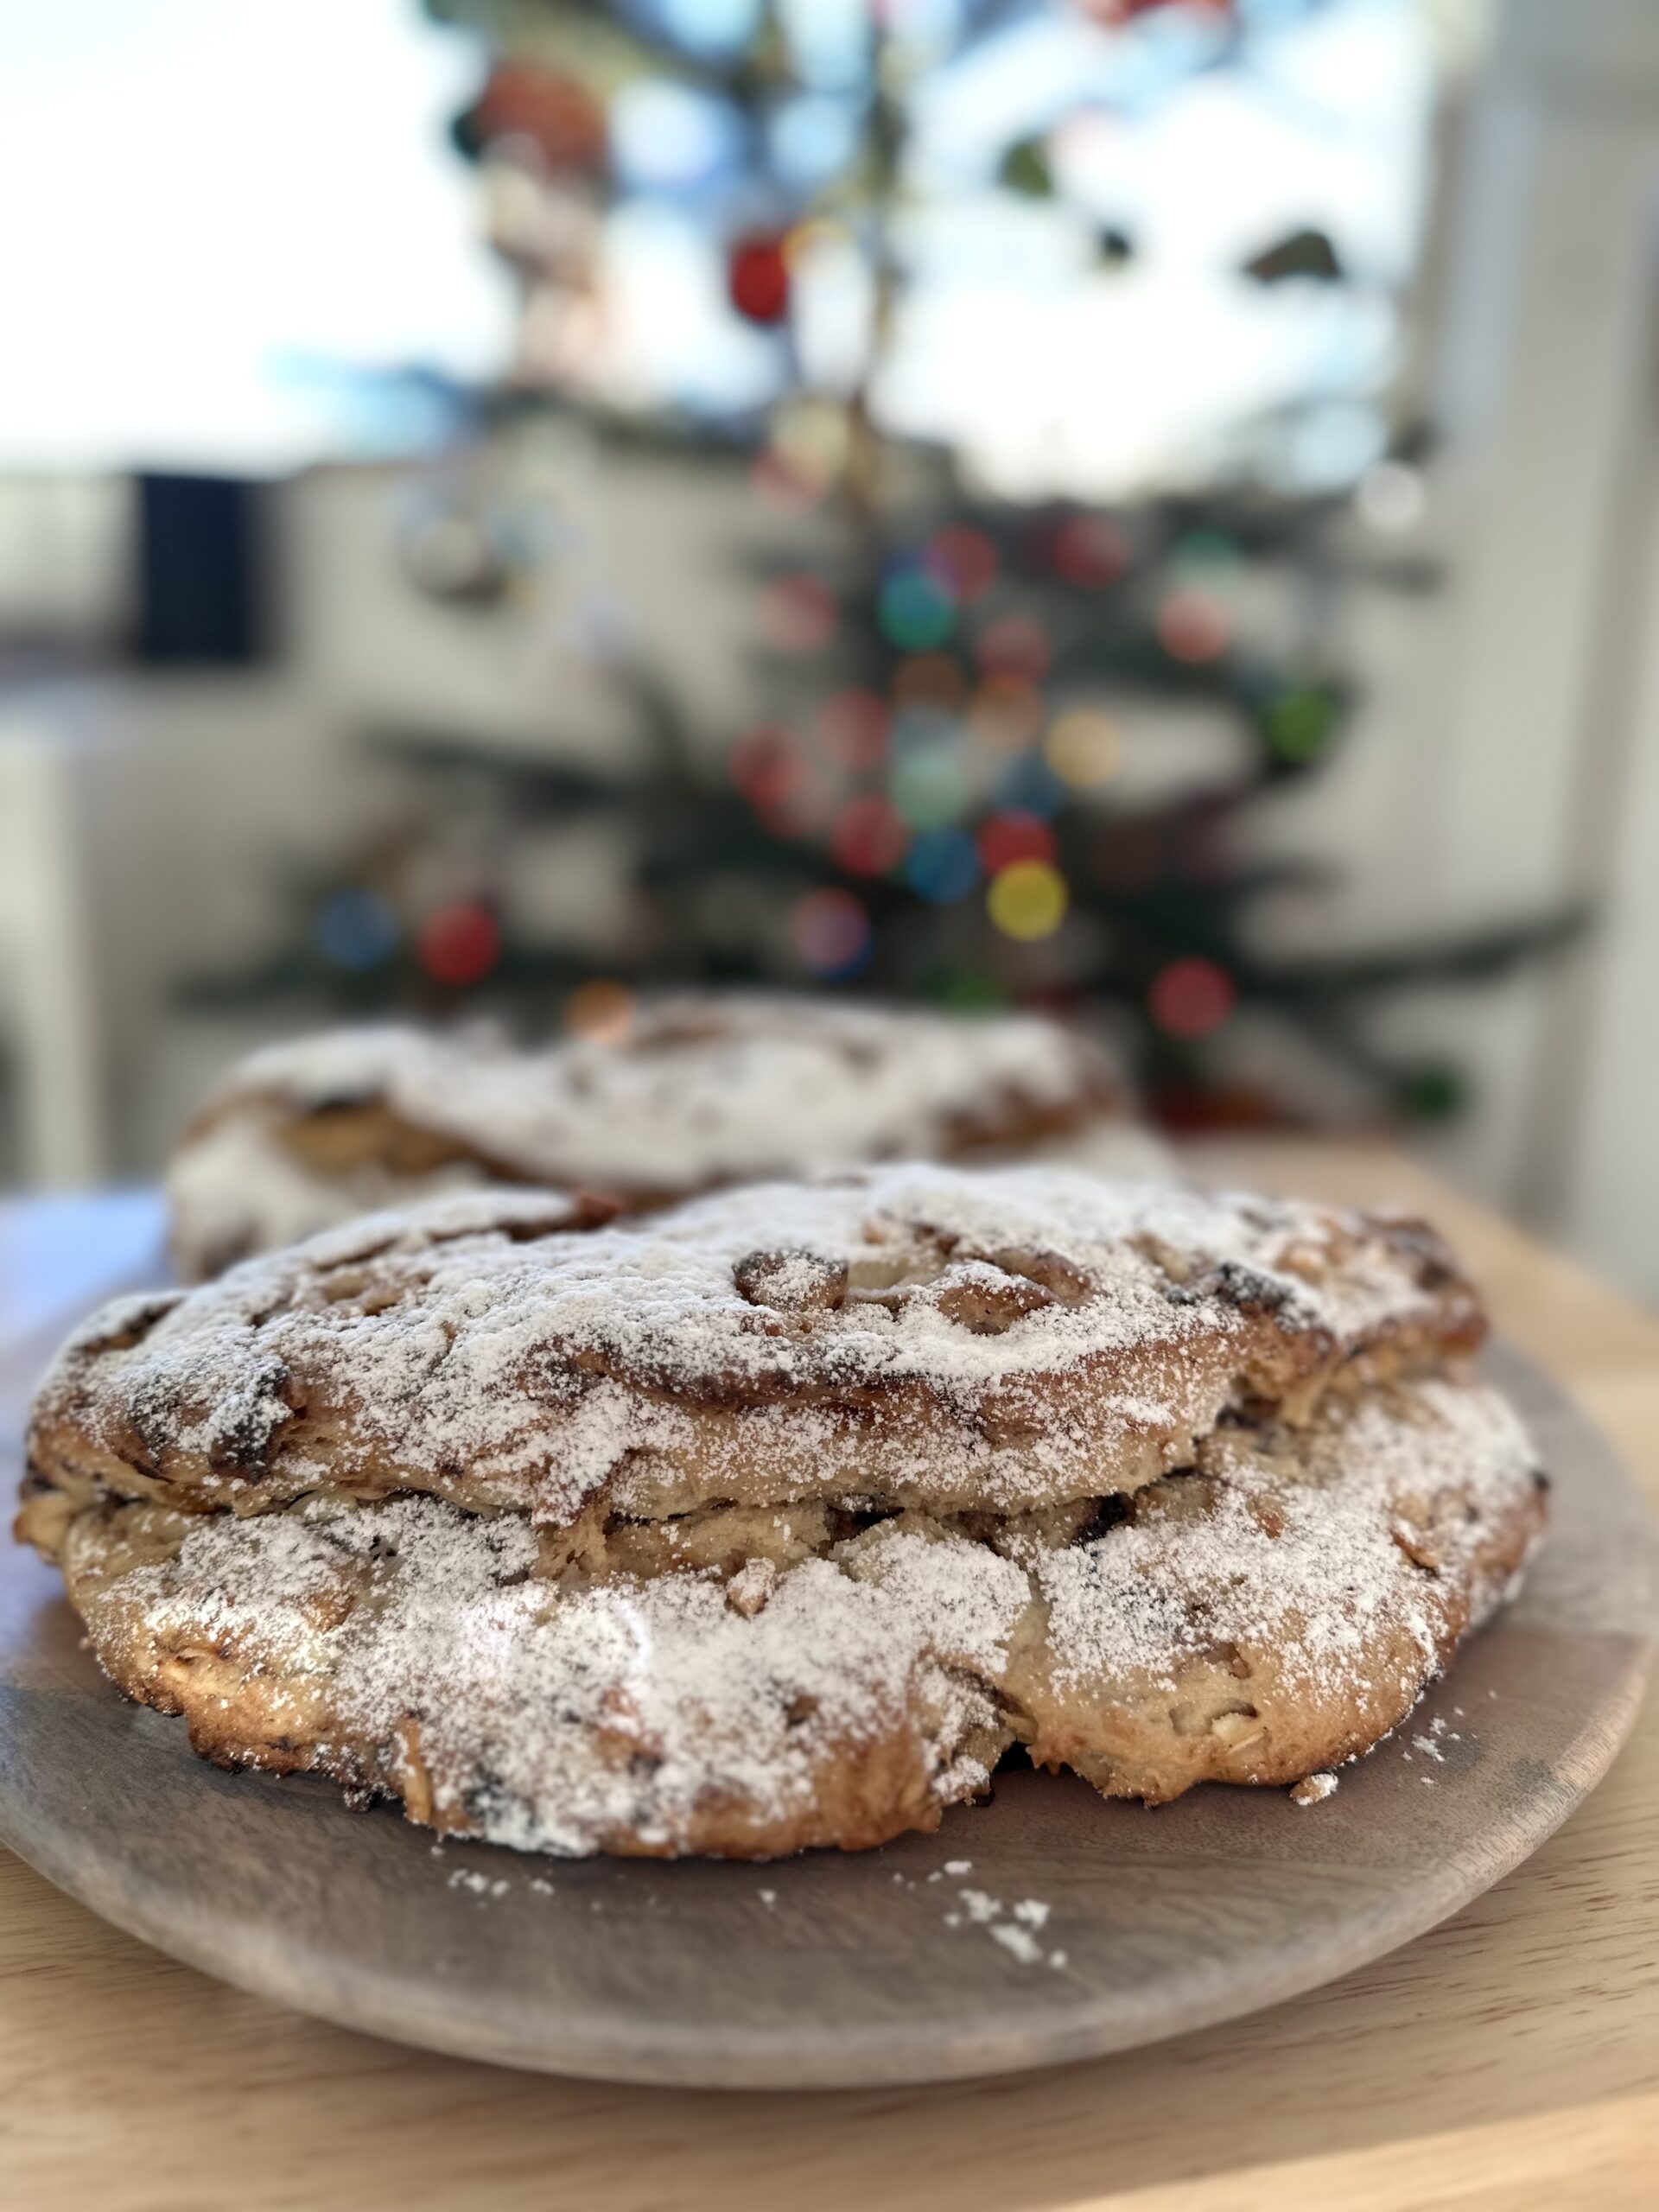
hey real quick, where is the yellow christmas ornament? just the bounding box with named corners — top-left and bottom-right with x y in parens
top-left (988, 859), bottom-right (1068, 941)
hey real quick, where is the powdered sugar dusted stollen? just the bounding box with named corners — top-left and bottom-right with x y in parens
top-left (166, 995), bottom-right (1133, 1276)
top-left (25, 1166), bottom-right (1486, 1536)
top-left (31, 1376), bottom-right (1543, 1855)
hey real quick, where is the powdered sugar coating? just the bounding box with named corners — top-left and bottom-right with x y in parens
top-left (168, 995), bottom-right (1134, 1272)
top-left (54, 1376), bottom-right (1542, 1854)
top-left (29, 1167), bottom-right (1485, 1531)
top-left (1035, 1377), bottom-right (1538, 1698)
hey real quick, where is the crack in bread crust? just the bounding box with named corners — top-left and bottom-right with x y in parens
top-left (24, 1376), bottom-right (1544, 1858)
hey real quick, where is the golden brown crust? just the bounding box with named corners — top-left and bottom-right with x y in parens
top-left (29, 1376), bottom-right (1544, 1857)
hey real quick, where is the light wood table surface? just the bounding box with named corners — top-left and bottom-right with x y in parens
top-left (3, 1142), bottom-right (1657, 2212)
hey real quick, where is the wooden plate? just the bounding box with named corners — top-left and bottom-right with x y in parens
top-left (0, 1333), bottom-right (1651, 2088)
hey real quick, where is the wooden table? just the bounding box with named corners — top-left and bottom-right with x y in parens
top-left (3, 1145), bottom-right (1657, 2212)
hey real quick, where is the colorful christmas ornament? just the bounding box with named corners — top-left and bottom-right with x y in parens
top-left (728, 230), bottom-right (792, 325)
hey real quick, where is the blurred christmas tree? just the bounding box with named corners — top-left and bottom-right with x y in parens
top-left (188, 0), bottom-right (1578, 1128)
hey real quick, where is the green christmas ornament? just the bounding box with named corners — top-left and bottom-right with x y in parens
top-left (999, 137), bottom-right (1054, 199)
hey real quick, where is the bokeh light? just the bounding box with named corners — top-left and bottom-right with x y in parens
top-left (730, 723), bottom-right (805, 806)
top-left (1051, 512), bottom-right (1131, 588)
top-left (564, 977), bottom-right (636, 1043)
top-left (1148, 956), bottom-right (1236, 1039)
top-left (995, 751), bottom-right (1066, 817)
top-left (925, 524), bottom-right (998, 603)
top-left (987, 860), bottom-right (1068, 941)
top-left (892, 652), bottom-right (966, 709)
top-left (791, 887), bottom-right (873, 977)
top-left (1169, 530), bottom-right (1242, 582)
top-left (762, 573), bottom-right (838, 652)
top-left (727, 229), bottom-right (791, 324)
top-left (770, 396), bottom-right (849, 486)
top-left (831, 793), bottom-right (908, 875)
top-left (937, 969), bottom-right (1005, 1012)
top-left (1155, 589), bottom-right (1231, 664)
top-left (817, 689), bottom-right (888, 769)
top-left (1044, 707), bottom-right (1122, 787)
top-left (905, 827), bottom-right (981, 904)
top-left (879, 567), bottom-right (956, 652)
top-left (978, 810), bottom-right (1057, 875)
top-left (976, 614), bottom-right (1052, 682)
top-left (1262, 685), bottom-right (1338, 764)
top-left (891, 741), bottom-right (971, 828)
top-left (750, 448), bottom-right (822, 512)
top-left (417, 901), bottom-right (500, 987)
top-left (315, 887), bottom-right (399, 970)
top-left (968, 674), bottom-right (1045, 752)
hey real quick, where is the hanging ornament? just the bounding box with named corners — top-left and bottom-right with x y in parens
top-left (398, 499), bottom-right (509, 609)
top-left (892, 654), bottom-right (967, 711)
top-left (731, 724), bottom-right (806, 808)
top-left (454, 62), bottom-right (608, 175)
top-left (1082, 0), bottom-right (1233, 20)
top-left (978, 811), bottom-right (1058, 876)
top-left (925, 526), bottom-right (998, 604)
top-left (1045, 708), bottom-right (1122, 788)
top-left (1243, 227), bottom-right (1344, 285)
top-left (879, 568), bottom-right (956, 652)
top-left (1148, 957), bottom-right (1235, 1039)
top-left (1051, 512), bottom-right (1131, 588)
top-left (988, 860), bottom-right (1068, 942)
top-left (314, 887), bottom-right (400, 972)
top-left (1261, 685), bottom-right (1340, 766)
top-left (832, 795), bottom-right (909, 877)
top-left (728, 231), bottom-right (792, 326)
top-left (969, 675), bottom-right (1045, 753)
top-left (998, 137), bottom-right (1054, 199)
top-left (905, 829), bottom-right (981, 905)
top-left (791, 889), bottom-right (873, 978)
top-left (417, 903), bottom-right (501, 988)
top-left (1155, 590), bottom-right (1231, 664)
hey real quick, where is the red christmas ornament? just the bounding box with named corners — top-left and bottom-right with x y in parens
top-left (1155, 589), bottom-right (1231, 665)
top-left (728, 232), bottom-right (791, 327)
top-left (832, 794), bottom-right (909, 876)
top-left (1148, 957), bottom-right (1236, 1040)
top-left (417, 902), bottom-right (501, 988)
top-left (1051, 512), bottom-right (1131, 588)
top-left (1083, 0), bottom-right (1232, 20)
top-left (925, 525), bottom-right (999, 604)
top-left (731, 725), bottom-right (805, 808)
top-left (977, 810), bottom-right (1058, 875)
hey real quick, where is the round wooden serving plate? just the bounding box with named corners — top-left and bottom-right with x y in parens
top-left (0, 1344), bottom-right (1651, 2088)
